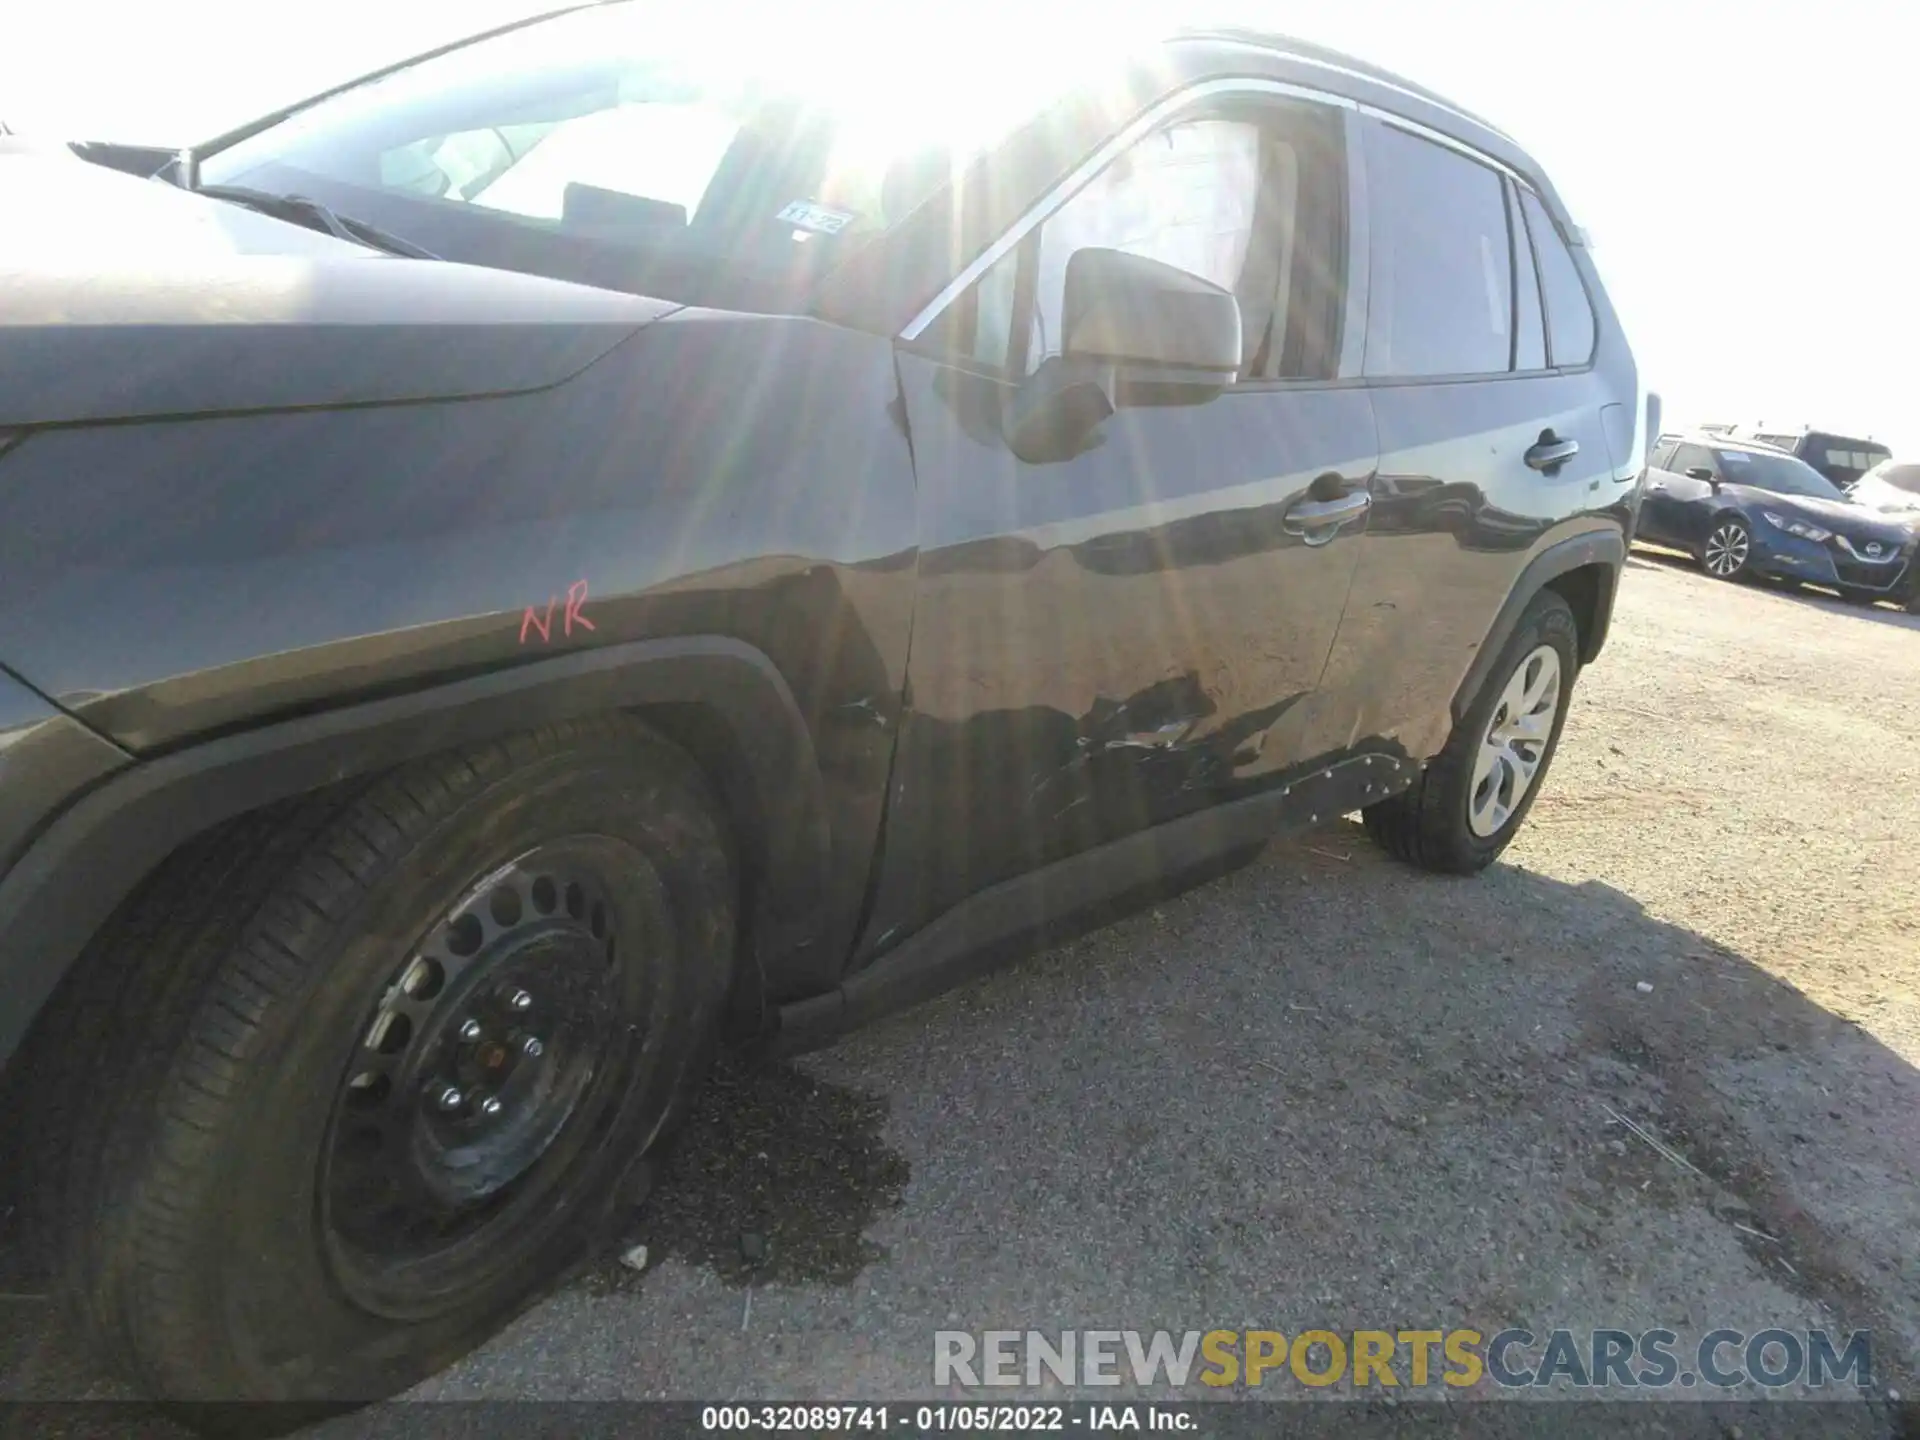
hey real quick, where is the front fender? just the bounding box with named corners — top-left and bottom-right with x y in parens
top-left (0, 636), bottom-right (828, 1069)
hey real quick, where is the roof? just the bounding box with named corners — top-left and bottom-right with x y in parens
top-left (1669, 432), bottom-right (1799, 457)
top-left (1173, 27), bottom-right (1510, 140)
top-left (1162, 27), bottom-right (1575, 235)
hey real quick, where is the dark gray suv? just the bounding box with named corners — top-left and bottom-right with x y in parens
top-left (0, 7), bottom-right (1646, 1416)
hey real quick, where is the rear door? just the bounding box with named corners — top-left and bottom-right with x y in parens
top-left (856, 89), bottom-right (1377, 961)
top-left (1652, 441), bottom-right (1723, 548)
top-left (1636, 436), bottom-right (1683, 542)
top-left (1313, 114), bottom-right (1625, 762)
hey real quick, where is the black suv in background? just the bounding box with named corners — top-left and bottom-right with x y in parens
top-left (1745, 427), bottom-right (1892, 490)
top-left (1640, 434), bottom-right (1919, 608)
top-left (0, 6), bottom-right (1646, 1418)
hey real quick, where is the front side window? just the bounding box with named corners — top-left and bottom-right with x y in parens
top-left (1671, 444), bottom-right (1717, 476)
top-left (1519, 188), bottom-right (1597, 367)
top-left (1649, 439), bottom-right (1679, 470)
top-left (1026, 119), bottom-right (1264, 372)
top-left (1362, 122), bottom-right (1513, 378)
top-left (936, 99), bottom-right (1346, 382)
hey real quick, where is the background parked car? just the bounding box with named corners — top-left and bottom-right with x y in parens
top-left (1738, 426), bottom-right (1891, 490)
top-left (1639, 434), bottom-right (1920, 609)
top-left (1849, 458), bottom-right (1920, 516)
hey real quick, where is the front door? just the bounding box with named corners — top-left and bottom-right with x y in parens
top-left (855, 92), bottom-right (1377, 959)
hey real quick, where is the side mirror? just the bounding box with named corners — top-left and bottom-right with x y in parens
top-left (1684, 466), bottom-right (1719, 487)
top-left (1061, 248), bottom-right (1242, 377)
top-left (1005, 248), bottom-right (1241, 463)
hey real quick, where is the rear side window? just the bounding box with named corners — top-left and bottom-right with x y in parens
top-left (1362, 123), bottom-right (1512, 378)
top-left (1518, 189), bottom-right (1596, 367)
top-left (1507, 180), bottom-right (1546, 371)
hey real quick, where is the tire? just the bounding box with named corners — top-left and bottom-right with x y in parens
top-left (51, 715), bottom-right (735, 1411)
top-left (1701, 515), bottom-right (1752, 580)
top-left (1362, 588), bottom-right (1578, 875)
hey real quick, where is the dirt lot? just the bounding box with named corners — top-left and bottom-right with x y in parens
top-left (3, 547), bottom-right (1917, 1434)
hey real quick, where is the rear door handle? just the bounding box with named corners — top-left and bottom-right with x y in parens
top-left (1282, 487), bottom-right (1371, 545)
top-left (1525, 433), bottom-right (1580, 473)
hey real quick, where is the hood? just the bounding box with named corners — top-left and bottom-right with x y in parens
top-left (0, 143), bottom-right (678, 427)
top-left (1729, 487), bottom-right (1917, 543)
top-left (0, 138), bottom-right (362, 264)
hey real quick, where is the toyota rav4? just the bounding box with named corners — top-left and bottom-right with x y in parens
top-left (0, 5), bottom-right (1645, 1414)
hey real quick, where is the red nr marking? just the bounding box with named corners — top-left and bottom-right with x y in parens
top-left (520, 580), bottom-right (593, 646)
top-left (563, 579), bottom-right (596, 636)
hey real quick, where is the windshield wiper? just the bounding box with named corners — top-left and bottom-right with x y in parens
top-left (194, 184), bottom-right (441, 260)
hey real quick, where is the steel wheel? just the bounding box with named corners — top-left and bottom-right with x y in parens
top-left (1703, 519), bottom-right (1751, 578)
top-left (1468, 643), bottom-right (1561, 838)
top-left (320, 836), bottom-right (649, 1319)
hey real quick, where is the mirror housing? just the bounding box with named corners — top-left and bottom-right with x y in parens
top-left (1004, 248), bottom-right (1242, 463)
top-left (1684, 466), bottom-right (1720, 489)
top-left (1062, 248), bottom-right (1243, 377)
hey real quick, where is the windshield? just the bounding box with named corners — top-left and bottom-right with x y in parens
top-left (1713, 448), bottom-right (1848, 500)
top-left (198, 4), bottom-right (1076, 308)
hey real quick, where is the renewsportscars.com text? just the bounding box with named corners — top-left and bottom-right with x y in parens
top-left (934, 1328), bottom-right (1872, 1391)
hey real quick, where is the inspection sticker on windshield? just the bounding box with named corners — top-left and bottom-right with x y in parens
top-left (1722, 450), bottom-right (1750, 463)
top-left (776, 200), bottom-right (856, 235)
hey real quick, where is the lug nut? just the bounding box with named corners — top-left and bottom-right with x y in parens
top-left (522, 1036), bottom-right (544, 1059)
top-left (508, 989), bottom-right (533, 1012)
top-left (458, 1019), bottom-right (483, 1042)
top-left (480, 1095), bottom-right (504, 1117)
top-left (436, 1086), bottom-right (465, 1112)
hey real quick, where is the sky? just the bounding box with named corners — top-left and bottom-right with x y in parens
top-left (4, 0), bottom-right (1913, 457)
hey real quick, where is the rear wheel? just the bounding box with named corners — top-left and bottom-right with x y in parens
top-left (1363, 588), bottom-right (1578, 874)
top-left (53, 716), bottom-right (735, 1409)
top-left (1701, 516), bottom-right (1752, 580)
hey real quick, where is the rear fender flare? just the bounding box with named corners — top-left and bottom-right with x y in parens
top-left (1450, 529), bottom-right (1626, 722)
top-left (0, 636), bottom-right (830, 1066)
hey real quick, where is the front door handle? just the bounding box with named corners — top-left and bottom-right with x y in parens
top-left (1282, 486), bottom-right (1371, 546)
top-left (1525, 432), bottom-right (1580, 473)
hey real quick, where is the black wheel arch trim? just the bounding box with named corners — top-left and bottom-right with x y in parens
top-left (1450, 528), bottom-right (1626, 723)
top-left (0, 635), bottom-right (831, 1070)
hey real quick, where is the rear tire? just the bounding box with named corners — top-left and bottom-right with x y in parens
top-left (53, 716), bottom-right (735, 1411)
top-left (1363, 589), bottom-right (1579, 875)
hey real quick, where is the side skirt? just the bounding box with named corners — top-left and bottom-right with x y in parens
top-left (766, 750), bottom-right (1418, 1056)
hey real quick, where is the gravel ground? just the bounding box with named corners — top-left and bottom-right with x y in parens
top-left (3, 548), bottom-right (1916, 1437)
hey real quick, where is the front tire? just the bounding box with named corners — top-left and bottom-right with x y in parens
top-left (1701, 516), bottom-right (1752, 580)
top-left (55, 716), bottom-right (735, 1409)
top-left (1363, 588), bottom-right (1578, 874)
